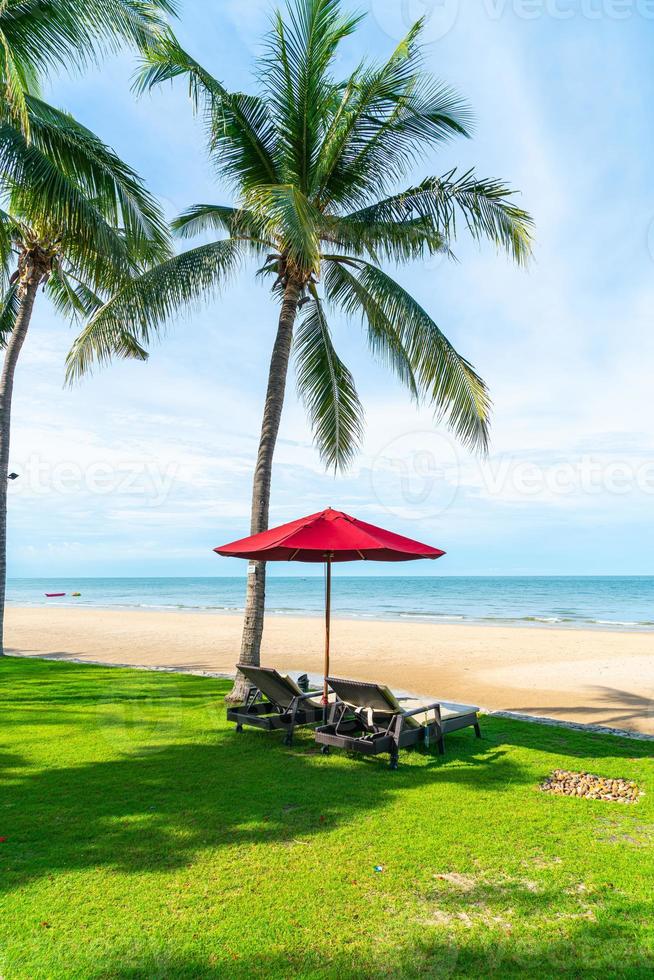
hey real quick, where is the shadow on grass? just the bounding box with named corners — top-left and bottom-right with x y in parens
top-left (1, 658), bottom-right (526, 896)
top-left (88, 903), bottom-right (654, 979)
top-left (481, 707), bottom-right (654, 763)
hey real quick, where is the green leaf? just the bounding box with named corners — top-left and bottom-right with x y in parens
top-left (347, 169), bottom-right (533, 265)
top-left (294, 289), bottom-right (364, 470)
top-left (1, 0), bottom-right (177, 92)
top-left (0, 280), bottom-right (19, 347)
top-left (66, 238), bottom-right (242, 381)
top-left (325, 256), bottom-right (491, 452)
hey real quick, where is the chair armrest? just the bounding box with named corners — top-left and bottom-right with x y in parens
top-left (296, 689), bottom-right (324, 701)
top-left (402, 700), bottom-right (441, 719)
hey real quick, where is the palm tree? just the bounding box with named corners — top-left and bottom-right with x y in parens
top-left (0, 0), bottom-right (177, 653)
top-left (67, 0), bottom-right (533, 701)
top-left (0, 103), bottom-right (171, 654)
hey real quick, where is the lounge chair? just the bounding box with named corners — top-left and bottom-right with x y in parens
top-left (314, 676), bottom-right (481, 769)
top-left (226, 664), bottom-right (326, 745)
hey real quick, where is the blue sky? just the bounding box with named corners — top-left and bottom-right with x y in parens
top-left (8, 0), bottom-right (654, 578)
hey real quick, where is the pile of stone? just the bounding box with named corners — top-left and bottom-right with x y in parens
top-left (540, 769), bottom-right (641, 803)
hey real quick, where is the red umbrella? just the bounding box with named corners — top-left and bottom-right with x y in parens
top-left (215, 508), bottom-right (445, 701)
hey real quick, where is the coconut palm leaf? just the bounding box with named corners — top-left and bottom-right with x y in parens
top-left (66, 238), bottom-right (243, 380)
top-left (322, 258), bottom-right (419, 399)
top-left (46, 267), bottom-right (105, 321)
top-left (0, 281), bottom-right (18, 347)
top-left (22, 95), bottom-right (170, 262)
top-left (319, 211), bottom-right (449, 263)
top-left (135, 40), bottom-right (280, 190)
top-left (346, 169), bottom-right (533, 264)
top-left (324, 256), bottom-right (491, 451)
top-left (172, 204), bottom-right (271, 251)
top-left (261, 0), bottom-right (363, 190)
top-left (313, 20), bottom-right (471, 207)
top-left (0, 0), bottom-right (177, 80)
top-left (294, 289), bottom-right (364, 469)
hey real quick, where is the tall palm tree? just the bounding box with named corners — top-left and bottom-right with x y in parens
top-left (0, 0), bottom-right (177, 653)
top-left (0, 105), bottom-right (171, 654)
top-left (67, 0), bottom-right (533, 701)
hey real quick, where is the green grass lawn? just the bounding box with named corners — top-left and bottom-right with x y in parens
top-left (1, 656), bottom-right (653, 979)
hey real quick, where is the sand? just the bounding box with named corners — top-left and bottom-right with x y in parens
top-left (5, 606), bottom-right (654, 736)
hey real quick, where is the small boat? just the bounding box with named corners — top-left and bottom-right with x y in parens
top-left (45, 593), bottom-right (66, 598)
top-left (72, 592), bottom-right (81, 597)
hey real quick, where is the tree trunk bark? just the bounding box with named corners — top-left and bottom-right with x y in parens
top-left (0, 258), bottom-right (42, 655)
top-left (226, 277), bottom-right (302, 703)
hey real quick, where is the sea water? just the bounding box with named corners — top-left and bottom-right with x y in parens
top-left (6, 576), bottom-right (654, 631)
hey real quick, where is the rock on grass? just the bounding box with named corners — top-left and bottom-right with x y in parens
top-left (540, 770), bottom-right (641, 803)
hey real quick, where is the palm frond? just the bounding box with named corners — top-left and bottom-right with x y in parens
top-left (23, 95), bottom-right (171, 264)
top-left (0, 280), bottom-right (19, 347)
top-left (1, 125), bottom-right (132, 281)
top-left (347, 169), bottom-right (533, 265)
top-left (0, 35), bottom-right (31, 134)
top-left (323, 259), bottom-right (419, 398)
top-left (135, 38), bottom-right (280, 188)
top-left (261, 0), bottom-right (363, 191)
top-left (325, 256), bottom-right (491, 452)
top-left (320, 211), bottom-right (449, 264)
top-left (294, 287), bottom-right (364, 469)
top-left (66, 238), bottom-right (242, 381)
top-left (0, 205), bottom-right (18, 278)
top-left (314, 20), bottom-right (471, 206)
top-left (46, 267), bottom-right (105, 322)
top-left (243, 184), bottom-right (322, 272)
top-left (0, 0), bottom-right (177, 86)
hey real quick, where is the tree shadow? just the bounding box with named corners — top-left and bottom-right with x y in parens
top-left (482, 709), bottom-right (653, 764)
top-left (514, 685), bottom-right (654, 735)
top-left (86, 886), bottom-right (654, 978)
top-left (1, 663), bottom-right (525, 896)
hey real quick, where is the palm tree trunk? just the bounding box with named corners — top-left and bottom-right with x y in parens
top-left (226, 277), bottom-right (302, 703)
top-left (0, 254), bottom-right (43, 655)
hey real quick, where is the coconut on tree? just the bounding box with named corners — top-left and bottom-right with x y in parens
top-left (67, 0), bottom-right (533, 701)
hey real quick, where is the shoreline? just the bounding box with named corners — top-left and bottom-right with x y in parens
top-left (6, 601), bottom-right (654, 635)
top-left (5, 605), bottom-right (654, 736)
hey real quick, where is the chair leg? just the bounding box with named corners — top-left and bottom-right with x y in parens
top-left (321, 745), bottom-right (331, 755)
top-left (235, 723), bottom-right (243, 733)
top-left (389, 744), bottom-right (399, 770)
top-left (283, 730), bottom-right (294, 747)
top-left (474, 722), bottom-right (482, 739)
top-left (437, 735), bottom-right (445, 755)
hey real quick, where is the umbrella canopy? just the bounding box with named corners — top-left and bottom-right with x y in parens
top-left (215, 507), bottom-right (446, 564)
top-left (215, 508), bottom-right (446, 701)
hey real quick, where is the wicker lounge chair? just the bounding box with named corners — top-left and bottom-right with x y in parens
top-left (227, 664), bottom-right (325, 745)
top-left (314, 676), bottom-right (481, 769)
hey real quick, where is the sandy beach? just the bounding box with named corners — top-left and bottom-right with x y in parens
top-left (6, 605), bottom-right (654, 736)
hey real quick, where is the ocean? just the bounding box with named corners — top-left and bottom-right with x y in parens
top-left (6, 576), bottom-right (654, 631)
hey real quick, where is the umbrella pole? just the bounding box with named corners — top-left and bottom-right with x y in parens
top-left (323, 559), bottom-right (331, 704)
